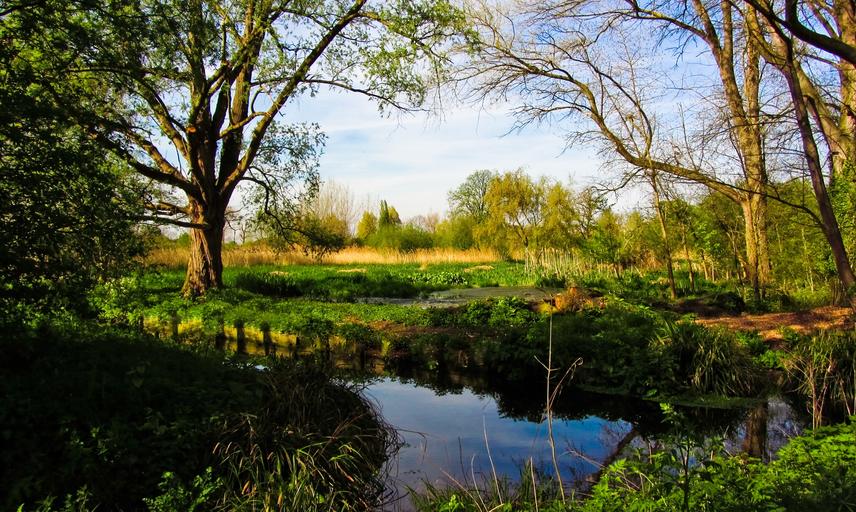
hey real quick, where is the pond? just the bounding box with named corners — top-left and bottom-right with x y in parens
top-left (347, 365), bottom-right (802, 510)
top-left (146, 318), bottom-right (805, 509)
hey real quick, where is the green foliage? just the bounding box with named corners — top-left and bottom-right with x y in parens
top-left (764, 420), bottom-right (856, 510)
top-left (584, 419), bottom-right (856, 512)
top-left (434, 214), bottom-right (478, 249)
top-left (459, 296), bottom-right (536, 329)
top-left (142, 468), bottom-right (223, 512)
top-left (448, 169), bottom-right (495, 222)
top-left (654, 321), bottom-right (760, 396)
top-left (0, 22), bottom-right (143, 322)
top-left (2, 321), bottom-right (394, 511)
top-left (365, 225), bottom-right (435, 252)
top-left (293, 213), bottom-right (351, 260)
top-left (356, 211), bottom-right (379, 240)
top-left (481, 169), bottom-right (547, 256)
top-left (411, 419), bottom-right (856, 512)
top-left (337, 323), bottom-right (381, 350)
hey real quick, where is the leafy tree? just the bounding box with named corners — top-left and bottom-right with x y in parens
top-left (356, 211), bottom-right (378, 241)
top-left (293, 214), bottom-right (350, 261)
top-left (482, 169), bottom-right (547, 257)
top-left (8, 0), bottom-right (467, 296)
top-left (541, 181), bottom-right (581, 252)
top-left (448, 169), bottom-right (495, 222)
top-left (378, 200), bottom-right (402, 228)
top-left (585, 209), bottom-right (625, 277)
top-left (257, 180), bottom-right (354, 259)
top-left (0, 13), bottom-right (142, 321)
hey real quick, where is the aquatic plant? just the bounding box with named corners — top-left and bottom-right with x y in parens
top-left (784, 329), bottom-right (856, 428)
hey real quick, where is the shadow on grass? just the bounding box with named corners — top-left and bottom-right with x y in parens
top-left (0, 321), bottom-right (394, 511)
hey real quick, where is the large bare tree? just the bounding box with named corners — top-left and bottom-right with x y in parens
top-left (459, 0), bottom-right (779, 299)
top-left (744, 2), bottom-right (856, 296)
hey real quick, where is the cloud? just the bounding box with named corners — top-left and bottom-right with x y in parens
top-left (281, 89), bottom-right (606, 219)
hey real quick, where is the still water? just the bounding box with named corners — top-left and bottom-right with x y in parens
top-left (151, 319), bottom-right (803, 507)
top-left (364, 377), bottom-right (631, 492)
top-left (350, 367), bottom-right (803, 507)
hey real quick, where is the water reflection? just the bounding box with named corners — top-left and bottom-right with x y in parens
top-left (149, 320), bottom-right (804, 506)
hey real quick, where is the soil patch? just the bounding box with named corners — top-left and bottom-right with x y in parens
top-left (698, 306), bottom-right (854, 343)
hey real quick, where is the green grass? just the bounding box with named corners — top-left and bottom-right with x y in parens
top-left (93, 262), bottom-right (538, 338)
top-left (1, 320), bottom-right (395, 511)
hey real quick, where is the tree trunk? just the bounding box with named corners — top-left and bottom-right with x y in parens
top-left (681, 228), bottom-right (696, 293)
top-left (182, 199), bottom-right (225, 297)
top-left (779, 47), bottom-right (856, 301)
top-left (741, 200), bottom-right (763, 302)
top-left (651, 173), bottom-right (677, 300)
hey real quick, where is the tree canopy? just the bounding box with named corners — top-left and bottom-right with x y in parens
top-left (5, 0), bottom-right (468, 295)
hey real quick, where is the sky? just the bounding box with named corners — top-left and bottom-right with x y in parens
top-left (280, 88), bottom-right (618, 220)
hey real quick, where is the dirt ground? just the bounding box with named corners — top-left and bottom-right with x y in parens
top-left (698, 306), bottom-right (854, 342)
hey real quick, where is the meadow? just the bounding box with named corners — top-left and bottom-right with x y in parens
top-left (6, 248), bottom-right (856, 511)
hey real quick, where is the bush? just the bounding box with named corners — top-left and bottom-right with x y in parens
top-left (585, 419), bottom-right (856, 512)
top-left (365, 225), bottom-right (434, 252)
top-left (654, 321), bottom-right (760, 396)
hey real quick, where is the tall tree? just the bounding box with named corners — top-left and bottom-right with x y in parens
top-left (448, 169), bottom-right (496, 222)
top-left (482, 169), bottom-right (548, 258)
top-left (747, 6), bottom-right (856, 296)
top-left (460, 0), bottom-right (777, 299)
top-left (10, 0), bottom-right (466, 295)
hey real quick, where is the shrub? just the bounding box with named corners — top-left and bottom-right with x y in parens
top-left (784, 330), bottom-right (856, 427)
top-left (654, 321), bottom-right (759, 396)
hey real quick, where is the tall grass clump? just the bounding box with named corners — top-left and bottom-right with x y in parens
top-left (784, 329), bottom-right (856, 428)
top-left (654, 321), bottom-right (760, 396)
top-left (212, 360), bottom-right (398, 511)
top-left (409, 462), bottom-right (567, 512)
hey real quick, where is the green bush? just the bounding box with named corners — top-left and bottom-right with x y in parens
top-left (585, 419), bottom-right (856, 512)
top-left (654, 321), bottom-right (760, 396)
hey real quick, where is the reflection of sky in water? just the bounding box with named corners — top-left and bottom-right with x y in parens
top-left (362, 378), bottom-right (632, 494)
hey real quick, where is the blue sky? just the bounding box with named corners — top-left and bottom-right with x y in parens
top-left (282, 88), bottom-right (612, 220)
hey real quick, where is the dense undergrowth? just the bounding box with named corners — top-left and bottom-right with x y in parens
top-left (412, 417), bottom-right (856, 511)
top-left (73, 261), bottom-right (856, 511)
top-left (1, 319), bottom-right (396, 511)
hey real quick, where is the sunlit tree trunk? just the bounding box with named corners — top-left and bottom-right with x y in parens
top-left (183, 199), bottom-right (226, 296)
top-left (650, 172), bottom-right (677, 300)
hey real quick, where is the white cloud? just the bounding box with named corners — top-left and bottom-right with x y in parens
top-left (282, 90), bottom-right (609, 219)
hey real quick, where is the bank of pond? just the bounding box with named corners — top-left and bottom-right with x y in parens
top-left (5, 264), bottom-right (855, 510)
top-left (4, 308), bottom-right (855, 511)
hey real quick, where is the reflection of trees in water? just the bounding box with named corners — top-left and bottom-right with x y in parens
top-left (210, 328), bottom-right (798, 464)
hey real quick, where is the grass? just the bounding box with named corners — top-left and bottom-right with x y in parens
top-left (145, 244), bottom-right (502, 268)
top-left (1, 319), bottom-right (396, 511)
top-left (93, 264), bottom-right (772, 403)
top-left (93, 262), bottom-right (538, 336)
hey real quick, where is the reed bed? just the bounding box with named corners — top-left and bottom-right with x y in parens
top-left (144, 244), bottom-right (501, 268)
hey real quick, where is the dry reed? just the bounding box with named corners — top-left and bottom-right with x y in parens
top-left (143, 244), bottom-right (501, 268)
